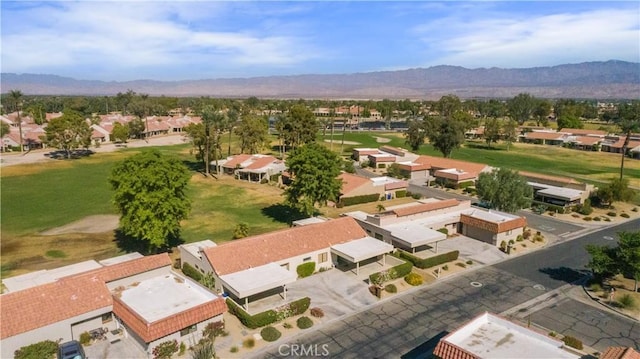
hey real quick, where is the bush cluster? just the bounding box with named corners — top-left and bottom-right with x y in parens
top-left (182, 262), bottom-right (203, 282)
top-left (562, 335), bottom-right (583, 350)
top-left (620, 213), bottom-right (630, 218)
top-left (152, 340), bottom-right (179, 359)
top-left (607, 211), bottom-right (617, 217)
top-left (395, 250), bottom-right (459, 269)
top-left (369, 258), bottom-right (412, 285)
top-left (339, 193), bottom-right (380, 206)
top-left (384, 284), bottom-right (397, 293)
top-left (297, 316), bottom-right (314, 329)
top-left (14, 340), bottom-right (58, 359)
top-left (260, 326), bottom-right (282, 342)
top-left (404, 273), bottom-right (423, 286)
top-left (395, 189), bottom-right (407, 198)
top-left (437, 228), bottom-right (449, 235)
top-left (618, 294), bottom-right (636, 309)
top-left (226, 297), bottom-right (310, 329)
top-left (310, 307), bottom-right (325, 318)
top-left (243, 338), bottom-right (255, 348)
top-left (79, 331), bottom-right (91, 345)
top-left (296, 262), bottom-right (316, 278)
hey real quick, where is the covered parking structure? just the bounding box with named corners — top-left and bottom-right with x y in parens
top-left (219, 262), bottom-right (297, 312)
top-left (529, 182), bottom-right (585, 207)
top-left (331, 237), bottom-right (394, 276)
top-left (385, 223), bottom-right (448, 254)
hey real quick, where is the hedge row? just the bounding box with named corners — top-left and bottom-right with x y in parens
top-left (182, 262), bottom-right (203, 282)
top-left (226, 297), bottom-right (310, 329)
top-left (395, 250), bottom-right (459, 269)
top-left (369, 258), bottom-right (412, 285)
top-left (395, 190), bottom-right (407, 198)
top-left (296, 262), bottom-right (316, 278)
top-left (339, 193), bottom-right (380, 206)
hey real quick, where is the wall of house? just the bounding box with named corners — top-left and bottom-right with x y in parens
top-left (1, 306), bottom-right (112, 359)
top-left (344, 182), bottom-right (383, 199)
top-left (143, 314), bottom-right (224, 357)
top-left (180, 247), bottom-right (214, 277)
top-left (462, 225), bottom-right (496, 245)
top-left (71, 312), bottom-right (114, 341)
top-left (274, 248), bottom-right (334, 274)
top-left (495, 228), bottom-right (524, 245)
top-left (106, 267), bottom-right (170, 291)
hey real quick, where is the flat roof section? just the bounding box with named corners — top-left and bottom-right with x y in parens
top-left (118, 273), bottom-right (218, 323)
top-left (441, 312), bottom-right (579, 359)
top-left (385, 223), bottom-right (447, 248)
top-left (462, 209), bottom-right (520, 223)
top-left (2, 260), bottom-right (102, 292)
top-left (179, 240), bottom-right (217, 259)
top-left (331, 236), bottom-right (394, 263)
top-left (537, 187), bottom-right (583, 201)
top-left (219, 262), bottom-right (297, 299)
top-left (292, 217), bottom-right (329, 226)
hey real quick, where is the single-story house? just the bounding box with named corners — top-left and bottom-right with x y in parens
top-left (413, 155), bottom-right (493, 187)
top-left (352, 148), bottom-right (380, 161)
top-left (394, 161), bottom-right (430, 180)
top-left (519, 171), bottom-right (593, 207)
top-left (0, 254), bottom-right (227, 358)
top-left (433, 312), bottom-right (580, 359)
top-left (346, 198), bottom-right (526, 250)
top-left (368, 153), bottom-right (396, 169)
top-left (520, 131), bottom-right (567, 146)
top-left (339, 172), bottom-right (408, 202)
top-left (215, 154), bottom-right (286, 182)
top-left (196, 217), bottom-right (393, 311)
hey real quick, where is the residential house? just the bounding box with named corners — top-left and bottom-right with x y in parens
top-left (346, 198), bottom-right (526, 250)
top-left (195, 217), bottom-right (393, 311)
top-left (0, 254), bottom-right (226, 358)
top-left (519, 171), bottom-right (594, 207)
top-left (413, 155), bottom-right (492, 188)
top-left (339, 172), bottom-right (408, 202)
top-left (215, 154), bottom-right (286, 183)
top-left (394, 161), bottom-right (430, 180)
top-left (433, 312), bottom-right (580, 359)
top-left (520, 131), bottom-right (567, 146)
top-left (600, 347), bottom-right (640, 359)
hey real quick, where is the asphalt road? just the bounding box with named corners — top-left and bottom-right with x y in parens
top-left (254, 219), bottom-right (640, 358)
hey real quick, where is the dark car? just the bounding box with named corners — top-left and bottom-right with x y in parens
top-left (58, 340), bottom-right (86, 359)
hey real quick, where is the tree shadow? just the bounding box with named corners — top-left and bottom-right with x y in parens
top-left (45, 149), bottom-right (95, 160)
top-left (113, 228), bottom-right (184, 255)
top-left (465, 142), bottom-right (504, 151)
top-left (539, 266), bottom-right (589, 284)
top-left (181, 159), bottom-right (203, 173)
top-left (261, 203), bottom-right (309, 225)
top-left (401, 331), bottom-right (449, 359)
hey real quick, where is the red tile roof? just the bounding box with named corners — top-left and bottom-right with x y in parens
top-left (604, 139), bottom-right (640, 149)
top-left (524, 132), bottom-right (566, 140)
top-left (385, 180), bottom-right (408, 191)
top-left (369, 154), bottom-right (396, 162)
top-left (433, 341), bottom-right (479, 359)
top-left (0, 254), bottom-right (172, 339)
top-left (460, 213), bottom-right (527, 233)
top-left (571, 136), bottom-right (601, 145)
top-left (222, 154), bottom-right (252, 169)
top-left (396, 162), bottom-right (430, 171)
top-left (113, 296), bottom-right (226, 343)
top-left (244, 156), bottom-right (277, 170)
top-left (339, 172), bottom-right (371, 196)
top-left (392, 199), bottom-right (459, 217)
top-left (518, 171), bottom-right (580, 185)
top-left (379, 145), bottom-right (407, 156)
top-left (203, 217), bottom-right (367, 275)
top-left (601, 347), bottom-right (640, 359)
top-left (414, 155), bottom-right (488, 175)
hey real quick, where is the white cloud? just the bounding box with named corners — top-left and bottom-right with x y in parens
top-left (414, 8), bottom-right (640, 68)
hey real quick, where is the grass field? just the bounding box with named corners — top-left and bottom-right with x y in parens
top-left (2, 130), bottom-right (638, 277)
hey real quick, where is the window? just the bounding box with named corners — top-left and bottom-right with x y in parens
top-left (318, 252), bottom-right (328, 263)
top-left (180, 324), bottom-right (197, 336)
top-left (374, 233), bottom-right (383, 240)
top-left (303, 257), bottom-right (311, 262)
top-left (101, 313), bottom-right (112, 324)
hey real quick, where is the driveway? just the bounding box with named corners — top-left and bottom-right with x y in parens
top-left (437, 235), bottom-right (507, 265)
top-left (286, 269), bottom-right (377, 320)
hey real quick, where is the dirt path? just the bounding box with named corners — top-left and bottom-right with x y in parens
top-left (40, 215), bottom-right (119, 235)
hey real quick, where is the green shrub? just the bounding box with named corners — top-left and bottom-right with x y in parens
top-left (260, 326), bottom-right (282, 342)
top-left (310, 307), bottom-right (324, 318)
top-left (384, 284), bottom-right (397, 293)
top-left (516, 235), bottom-right (523, 242)
top-left (243, 338), bottom-right (255, 348)
top-left (287, 297), bottom-right (311, 316)
top-left (80, 331), bottom-right (91, 345)
top-left (442, 265), bottom-right (449, 271)
top-left (395, 189), bottom-right (407, 198)
top-left (339, 193), bottom-right (380, 206)
top-left (152, 339), bottom-right (179, 359)
top-left (179, 342), bottom-right (186, 356)
top-left (508, 239), bottom-right (515, 245)
top-left (549, 331), bottom-right (557, 337)
top-left (593, 217), bottom-right (601, 221)
top-left (589, 283), bottom-right (602, 292)
top-left (377, 163), bottom-right (385, 168)
top-left (500, 240), bottom-right (507, 251)
top-left (296, 262), bottom-right (316, 278)
top-left (182, 262), bottom-right (203, 282)
top-left (297, 316), bottom-right (314, 329)
top-left (369, 258), bottom-right (412, 285)
top-left (411, 193), bottom-right (421, 199)
top-left (618, 294), bottom-right (636, 309)
top-left (632, 207), bottom-right (638, 212)
top-left (534, 235), bottom-right (544, 242)
top-left (437, 228), bottom-right (449, 235)
top-left (14, 340), bottom-right (58, 359)
top-left (466, 260), bottom-right (473, 265)
top-left (604, 217), bottom-right (611, 222)
top-left (620, 213), bottom-right (630, 218)
top-left (456, 262), bottom-right (466, 268)
top-left (225, 297), bottom-right (310, 329)
top-left (230, 346), bottom-right (239, 353)
top-left (607, 211), bottom-right (617, 217)
top-left (562, 335), bottom-right (583, 350)
top-left (283, 322), bottom-right (293, 329)
top-left (45, 249), bottom-right (67, 258)
top-left (404, 273), bottom-right (423, 286)
top-left (583, 216), bottom-right (592, 221)
top-left (577, 199), bottom-right (593, 215)
top-left (395, 250), bottom-right (459, 269)
top-left (523, 229), bottom-right (532, 240)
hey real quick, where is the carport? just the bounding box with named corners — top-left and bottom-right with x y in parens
top-left (386, 223), bottom-right (447, 254)
top-left (219, 262), bottom-right (297, 312)
top-left (331, 237), bottom-right (394, 276)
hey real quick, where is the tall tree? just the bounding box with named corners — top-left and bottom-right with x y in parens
top-left (8, 90), bottom-right (24, 152)
top-left (507, 93), bottom-right (536, 125)
top-left (617, 231), bottom-right (640, 292)
top-left (110, 150), bottom-right (191, 252)
top-left (404, 119), bottom-right (426, 151)
top-left (200, 105), bottom-right (226, 176)
top-left (502, 119), bottom-right (518, 151)
top-left (184, 123), bottom-right (214, 170)
top-left (43, 110), bottom-right (92, 158)
top-left (282, 104), bottom-right (318, 149)
top-left (476, 168), bottom-right (533, 212)
top-left (483, 117), bottom-right (501, 148)
top-left (111, 122), bottom-right (130, 143)
top-left (428, 117), bottom-right (465, 158)
top-left (0, 122), bottom-right (10, 138)
top-left (128, 118), bottom-right (145, 139)
top-left (533, 99), bottom-right (552, 127)
top-left (235, 113), bottom-right (268, 154)
top-left (285, 143), bottom-right (342, 216)
top-left (596, 177), bottom-right (635, 208)
top-left (433, 95), bottom-right (462, 118)
top-left (615, 100), bottom-right (640, 180)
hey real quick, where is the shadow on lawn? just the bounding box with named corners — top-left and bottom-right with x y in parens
top-left (465, 142), bottom-right (504, 151)
top-left (539, 266), bottom-right (588, 284)
top-left (261, 203), bottom-right (308, 225)
top-left (114, 229), bottom-right (184, 255)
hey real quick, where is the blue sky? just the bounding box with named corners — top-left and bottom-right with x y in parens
top-left (1, 1), bottom-right (638, 81)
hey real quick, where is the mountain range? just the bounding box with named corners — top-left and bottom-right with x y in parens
top-left (1, 60), bottom-right (639, 99)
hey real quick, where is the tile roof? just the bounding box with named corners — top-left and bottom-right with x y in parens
top-left (222, 154), bottom-right (252, 169)
top-left (601, 347), bottom-right (640, 359)
top-left (603, 139), bottom-right (640, 149)
top-left (433, 341), bottom-right (479, 359)
top-left (571, 136), bottom-right (601, 145)
top-left (369, 154), bottom-right (396, 162)
top-left (460, 213), bottom-right (527, 233)
top-left (392, 199), bottom-right (459, 217)
top-left (414, 155), bottom-right (488, 175)
top-left (0, 254), bottom-right (171, 339)
top-left (396, 162), bottom-right (430, 171)
top-left (524, 132), bottom-right (566, 140)
top-left (385, 180), bottom-right (408, 191)
top-left (562, 128), bottom-right (607, 136)
top-left (112, 296), bottom-right (226, 343)
top-left (203, 217), bottom-right (367, 275)
top-left (339, 172), bottom-right (371, 196)
top-left (244, 155), bottom-right (277, 170)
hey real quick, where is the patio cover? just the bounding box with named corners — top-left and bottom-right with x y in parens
top-left (537, 187), bottom-right (583, 201)
top-left (219, 262), bottom-right (296, 299)
top-left (331, 236), bottom-right (393, 263)
top-left (386, 223), bottom-right (447, 248)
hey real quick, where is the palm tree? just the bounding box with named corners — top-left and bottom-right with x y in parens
top-left (9, 90), bottom-right (23, 152)
top-left (140, 93), bottom-right (149, 142)
top-left (329, 105), bottom-right (336, 151)
top-left (201, 105), bottom-right (226, 176)
top-left (616, 101), bottom-right (640, 180)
